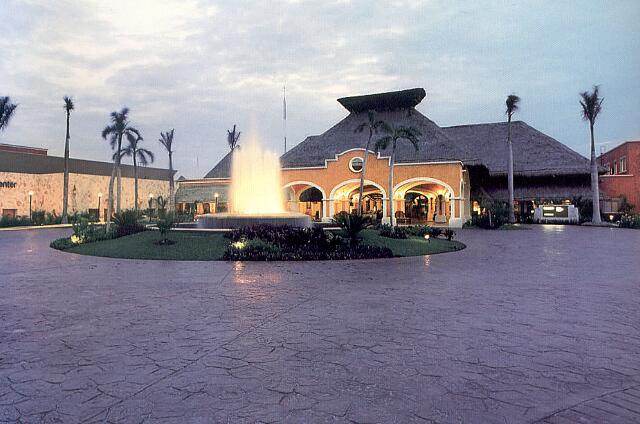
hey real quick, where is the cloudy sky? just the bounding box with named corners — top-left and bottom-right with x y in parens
top-left (1, 0), bottom-right (639, 178)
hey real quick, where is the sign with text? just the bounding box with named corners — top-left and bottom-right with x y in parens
top-left (0, 181), bottom-right (17, 189)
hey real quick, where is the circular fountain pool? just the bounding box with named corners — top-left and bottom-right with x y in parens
top-left (196, 212), bottom-right (312, 229)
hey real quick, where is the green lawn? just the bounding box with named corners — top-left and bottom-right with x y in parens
top-left (360, 229), bottom-right (465, 256)
top-left (63, 229), bottom-right (464, 261)
top-left (66, 231), bottom-right (230, 261)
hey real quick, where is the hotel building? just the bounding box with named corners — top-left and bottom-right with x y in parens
top-left (175, 88), bottom-right (597, 227)
top-left (0, 143), bottom-right (174, 220)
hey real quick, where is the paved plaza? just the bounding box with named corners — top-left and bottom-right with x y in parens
top-left (1, 226), bottom-right (639, 423)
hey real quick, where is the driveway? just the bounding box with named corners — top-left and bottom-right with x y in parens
top-left (1, 226), bottom-right (639, 423)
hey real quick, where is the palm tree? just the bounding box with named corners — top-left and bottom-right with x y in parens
top-left (61, 96), bottom-right (74, 224)
top-left (354, 110), bottom-right (385, 215)
top-left (101, 108), bottom-right (141, 222)
top-left (505, 94), bottom-right (520, 224)
top-left (227, 125), bottom-right (241, 151)
top-left (580, 85), bottom-right (604, 224)
top-left (374, 124), bottom-right (422, 226)
top-left (0, 96), bottom-right (18, 132)
top-left (159, 129), bottom-right (175, 211)
top-left (120, 134), bottom-right (154, 211)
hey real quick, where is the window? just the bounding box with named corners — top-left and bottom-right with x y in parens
top-left (2, 209), bottom-right (16, 219)
top-left (349, 157), bottom-right (364, 173)
top-left (614, 160), bottom-right (618, 175)
top-left (619, 156), bottom-right (628, 173)
top-left (604, 163), bottom-right (611, 175)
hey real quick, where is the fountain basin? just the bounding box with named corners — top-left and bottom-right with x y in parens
top-left (196, 212), bottom-right (312, 229)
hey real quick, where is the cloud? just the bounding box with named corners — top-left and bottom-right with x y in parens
top-left (1, 0), bottom-right (639, 178)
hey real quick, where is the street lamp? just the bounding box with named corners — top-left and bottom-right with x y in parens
top-left (214, 192), bottom-right (219, 213)
top-left (97, 193), bottom-right (103, 221)
top-left (28, 191), bottom-right (33, 221)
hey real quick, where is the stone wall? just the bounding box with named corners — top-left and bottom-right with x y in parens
top-left (0, 171), bottom-right (171, 217)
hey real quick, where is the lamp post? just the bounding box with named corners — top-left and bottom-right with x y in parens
top-left (214, 192), bottom-right (219, 213)
top-left (97, 193), bottom-right (102, 221)
top-left (28, 191), bottom-right (33, 221)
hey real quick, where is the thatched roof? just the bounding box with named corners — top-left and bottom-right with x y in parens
top-left (204, 150), bottom-right (233, 178)
top-left (337, 88), bottom-right (426, 113)
top-left (205, 88), bottom-right (594, 179)
top-left (280, 108), bottom-right (472, 168)
top-left (442, 122), bottom-right (592, 177)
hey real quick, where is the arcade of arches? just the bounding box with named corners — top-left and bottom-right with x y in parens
top-left (281, 149), bottom-right (471, 227)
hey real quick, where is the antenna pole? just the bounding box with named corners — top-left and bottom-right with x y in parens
top-left (283, 85), bottom-right (287, 153)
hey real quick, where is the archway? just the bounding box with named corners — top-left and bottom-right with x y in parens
top-left (329, 179), bottom-right (387, 220)
top-left (393, 177), bottom-right (456, 225)
top-left (282, 181), bottom-right (327, 220)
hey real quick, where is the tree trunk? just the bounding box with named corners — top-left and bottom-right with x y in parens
top-left (358, 131), bottom-right (372, 215)
top-left (133, 154), bottom-right (139, 211)
top-left (590, 122), bottom-right (602, 224)
top-left (106, 164), bottom-right (116, 230)
top-left (507, 117), bottom-right (515, 223)
top-left (62, 111), bottom-right (70, 224)
top-left (116, 134), bottom-right (123, 213)
top-left (168, 153), bottom-right (174, 212)
top-left (388, 143), bottom-right (395, 226)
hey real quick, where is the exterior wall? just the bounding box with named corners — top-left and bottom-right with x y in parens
top-left (599, 142), bottom-right (640, 209)
top-left (281, 149), bottom-right (467, 226)
top-left (0, 171), bottom-right (170, 218)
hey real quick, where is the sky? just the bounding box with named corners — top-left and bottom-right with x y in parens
top-left (1, 0), bottom-right (639, 178)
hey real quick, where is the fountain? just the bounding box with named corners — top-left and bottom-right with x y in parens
top-left (196, 137), bottom-right (312, 229)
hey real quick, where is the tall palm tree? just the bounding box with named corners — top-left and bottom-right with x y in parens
top-left (61, 96), bottom-right (74, 224)
top-left (580, 85), bottom-right (604, 224)
top-left (505, 94), bottom-right (520, 224)
top-left (120, 134), bottom-right (154, 210)
top-left (0, 96), bottom-right (18, 132)
top-left (374, 124), bottom-right (421, 226)
top-left (227, 125), bottom-right (241, 151)
top-left (101, 108), bottom-right (141, 222)
top-left (159, 129), bottom-right (175, 211)
top-left (354, 110), bottom-right (385, 215)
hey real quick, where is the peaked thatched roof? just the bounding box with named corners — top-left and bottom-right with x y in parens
top-left (442, 121), bottom-right (592, 176)
top-left (204, 150), bottom-right (233, 178)
top-left (280, 108), bottom-right (472, 168)
top-left (204, 88), bottom-right (593, 179)
top-left (337, 88), bottom-right (426, 113)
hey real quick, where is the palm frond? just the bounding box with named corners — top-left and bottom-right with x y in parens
top-left (136, 148), bottom-right (154, 166)
top-left (0, 96), bottom-right (18, 132)
top-left (63, 96), bottom-right (74, 112)
top-left (505, 94), bottom-right (520, 117)
top-left (580, 85), bottom-right (603, 123)
top-left (374, 136), bottom-right (392, 152)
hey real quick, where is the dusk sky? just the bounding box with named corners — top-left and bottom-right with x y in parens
top-left (1, 0), bottom-right (639, 178)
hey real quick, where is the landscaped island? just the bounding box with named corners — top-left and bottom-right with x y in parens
top-left (50, 213), bottom-right (464, 261)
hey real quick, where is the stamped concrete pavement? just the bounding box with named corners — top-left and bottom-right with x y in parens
top-left (0, 225), bottom-right (639, 423)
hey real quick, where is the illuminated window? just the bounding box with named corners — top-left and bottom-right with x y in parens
top-left (619, 156), bottom-right (627, 173)
top-left (614, 160), bottom-right (618, 174)
top-left (349, 157), bottom-right (364, 173)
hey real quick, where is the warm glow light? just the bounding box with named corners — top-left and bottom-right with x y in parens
top-left (230, 137), bottom-right (284, 214)
top-left (28, 191), bottom-right (33, 196)
top-left (98, 192), bottom-right (103, 198)
top-left (149, 193), bottom-right (154, 198)
top-left (214, 192), bottom-right (219, 198)
top-left (609, 215), bottom-right (614, 221)
top-left (232, 241), bottom-right (246, 249)
top-left (70, 235), bottom-right (81, 244)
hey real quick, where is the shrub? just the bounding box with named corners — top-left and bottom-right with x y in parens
top-left (112, 209), bottom-right (145, 238)
top-left (467, 200), bottom-right (509, 229)
top-left (222, 224), bottom-right (392, 261)
top-left (378, 224), bottom-right (408, 239)
top-left (156, 213), bottom-right (176, 244)
top-left (442, 229), bottom-right (455, 241)
top-left (50, 237), bottom-right (76, 250)
top-left (619, 214), bottom-right (640, 229)
top-left (31, 210), bottom-right (46, 226)
top-left (429, 227), bottom-right (443, 238)
top-left (51, 220), bottom-right (112, 251)
top-left (332, 211), bottom-right (370, 245)
top-left (0, 215), bottom-right (31, 228)
top-left (405, 225), bottom-right (431, 237)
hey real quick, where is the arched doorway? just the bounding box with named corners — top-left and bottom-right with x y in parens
top-left (282, 181), bottom-right (326, 221)
top-left (394, 177), bottom-right (455, 225)
top-left (329, 179), bottom-right (387, 221)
